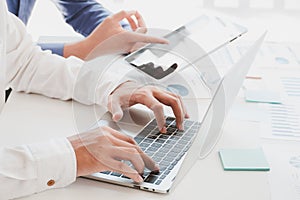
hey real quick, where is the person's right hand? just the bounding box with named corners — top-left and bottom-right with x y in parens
top-left (108, 81), bottom-right (189, 133)
top-left (64, 10), bottom-right (168, 60)
top-left (67, 126), bottom-right (159, 183)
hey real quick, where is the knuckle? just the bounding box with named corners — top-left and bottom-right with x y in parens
top-left (174, 93), bottom-right (182, 99)
top-left (127, 136), bottom-right (136, 144)
top-left (151, 103), bottom-right (163, 112)
top-left (120, 10), bottom-right (127, 15)
top-left (171, 97), bottom-right (180, 105)
top-left (99, 126), bottom-right (110, 132)
top-left (137, 161), bottom-right (145, 171)
top-left (128, 147), bottom-right (139, 154)
top-left (105, 16), bottom-right (113, 21)
top-left (148, 85), bottom-right (158, 92)
top-left (134, 90), bottom-right (148, 101)
top-left (118, 162), bottom-right (127, 171)
top-left (93, 127), bottom-right (104, 135)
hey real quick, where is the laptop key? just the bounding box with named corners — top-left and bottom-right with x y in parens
top-left (111, 172), bottom-right (122, 177)
top-left (160, 174), bottom-right (166, 179)
top-left (134, 137), bottom-right (143, 144)
top-left (100, 171), bottom-right (111, 175)
top-left (130, 117), bottom-right (200, 186)
top-left (147, 135), bottom-right (158, 140)
top-left (167, 127), bottom-right (177, 133)
top-left (151, 143), bottom-right (162, 148)
top-left (158, 134), bottom-right (169, 139)
top-left (166, 117), bottom-right (175, 125)
top-left (156, 138), bottom-right (165, 144)
top-left (163, 170), bottom-right (171, 176)
top-left (121, 175), bottom-right (130, 179)
top-left (140, 142), bottom-right (150, 148)
top-left (144, 138), bottom-right (154, 143)
top-left (153, 156), bottom-right (163, 163)
top-left (144, 174), bottom-right (159, 183)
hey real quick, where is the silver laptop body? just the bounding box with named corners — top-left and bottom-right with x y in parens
top-left (82, 16), bottom-right (265, 193)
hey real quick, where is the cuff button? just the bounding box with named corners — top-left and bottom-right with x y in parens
top-left (47, 179), bottom-right (55, 187)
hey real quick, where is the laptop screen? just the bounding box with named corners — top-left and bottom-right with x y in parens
top-left (171, 33), bottom-right (266, 191)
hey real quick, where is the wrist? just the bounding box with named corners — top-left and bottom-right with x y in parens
top-left (63, 37), bottom-right (95, 60)
top-left (67, 135), bottom-right (97, 177)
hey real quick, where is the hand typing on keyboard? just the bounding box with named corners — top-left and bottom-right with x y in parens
top-left (68, 126), bottom-right (159, 183)
top-left (108, 81), bottom-right (189, 133)
top-left (69, 82), bottom-right (190, 184)
top-left (99, 117), bottom-right (200, 184)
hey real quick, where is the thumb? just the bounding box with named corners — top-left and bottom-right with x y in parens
top-left (108, 99), bottom-right (124, 122)
top-left (135, 27), bottom-right (147, 34)
top-left (111, 103), bottom-right (124, 122)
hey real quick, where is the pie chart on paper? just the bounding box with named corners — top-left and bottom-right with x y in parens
top-left (289, 156), bottom-right (300, 169)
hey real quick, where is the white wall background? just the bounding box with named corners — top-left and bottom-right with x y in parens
top-left (26, 0), bottom-right (300, 42)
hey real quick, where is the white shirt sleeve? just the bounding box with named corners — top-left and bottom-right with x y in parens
top-left (5, 12), bottom-right (122, 107)
top-left (0, 138), bottom-right (76, 199)
top-left (0, 9), bottom-right (127, 200)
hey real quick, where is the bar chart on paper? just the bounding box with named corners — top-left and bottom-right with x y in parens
top-left (281, 77), bottom-right (300, 98)
top-left (290, 156), bottom-right (300, 169)
top-left (260, 104), bottom-right (300, 141)
top-left (263, 143), bottom-right (300, 200)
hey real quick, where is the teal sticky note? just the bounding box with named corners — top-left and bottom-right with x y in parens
top-left (245, 89), bottom-right (282, 104)
top-left (219, 148), bottom-right (270, 171)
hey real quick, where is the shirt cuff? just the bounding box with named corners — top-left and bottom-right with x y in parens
top-left (27, 138), bottom-right (77, 192)
top-left (38, 43), bottom-right (65, 56)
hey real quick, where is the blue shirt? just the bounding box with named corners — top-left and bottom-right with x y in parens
top-left (6, 0), bottom-right (130, 56)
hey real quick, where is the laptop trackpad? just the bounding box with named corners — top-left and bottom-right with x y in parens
top-left (95, 105), bottom-right (154, 138)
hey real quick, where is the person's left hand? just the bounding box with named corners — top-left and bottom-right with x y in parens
top-left (87, 10), bottom-right (152, 48)
top-left (107, 81), bottom-right (189, 133)
top-left (64, 10), bottom-right (168, 60)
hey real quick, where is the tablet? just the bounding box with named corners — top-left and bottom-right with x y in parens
top-left (124, 14), bottom-right (247, 80)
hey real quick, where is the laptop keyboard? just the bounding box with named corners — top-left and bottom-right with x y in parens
top-left (99, 117), bottom-right (200, 185)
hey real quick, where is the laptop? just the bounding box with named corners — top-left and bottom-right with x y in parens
top-left (82, 16), bottom-right (265, 193)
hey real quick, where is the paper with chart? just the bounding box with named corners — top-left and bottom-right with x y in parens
top-left (263, 143), bottom-right (300, 200)
top-left (281, 77), bottom-right (300, 98)
top-left (260, 103), bottom-right (300, 141)
top-left (234, 42), bottom-right (300, 69)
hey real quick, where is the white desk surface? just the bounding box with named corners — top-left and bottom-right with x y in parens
top-left (3, 2), bottom-right (300, 199)
top-left (0, 90), bottom-right (269, 200)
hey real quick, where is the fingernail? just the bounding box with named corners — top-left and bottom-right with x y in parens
top-left (154, 163), bottom-right (160, 171)
top-left (113, 113), bottom-right (122, 121)
top-left (185, 113), bottom-right (190, 118)
top-left (178, 124), bottom-right (184, 131)
top-left (160, 127), bottom-right (167, 133)
top-left (136, 175), bottom-right (144, 183)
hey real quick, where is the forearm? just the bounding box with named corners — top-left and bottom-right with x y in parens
top-left (63, 37), bottom-right (95, 60)
top-left (6, 13), bottom-right (121, 106)
top-left (37, 39), bottom-right (91, 59)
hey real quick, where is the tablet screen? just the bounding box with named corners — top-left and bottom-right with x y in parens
top-left (124, 14), bottom-right (247, 80)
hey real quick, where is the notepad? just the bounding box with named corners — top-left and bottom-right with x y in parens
top-left (245, 89), bottom-right (282, 104)
top-left (219, 148), bottom-right (270, 171)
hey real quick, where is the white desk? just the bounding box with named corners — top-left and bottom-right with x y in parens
top-left (4, 7), bottom-right (300, 199)
top-left (0, 90), bottom-right (270, 200)
top-left (5, 1), bottom-right (300, 198)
